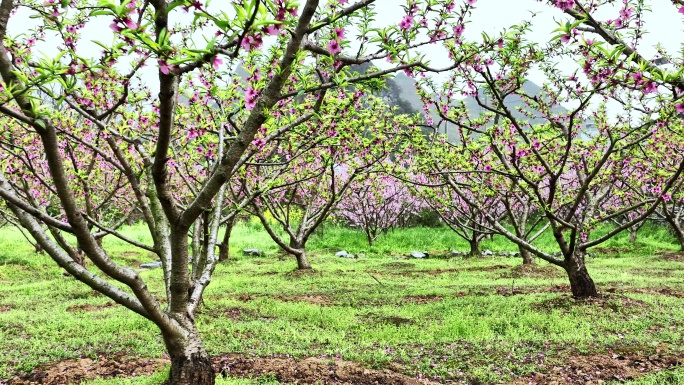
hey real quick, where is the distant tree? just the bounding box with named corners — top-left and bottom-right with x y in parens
top-left (334, 168), bottom-right (425, 246)
top-left (245, 96), bottom-right (411, 268)
top-left (415, 21), bottom-right (684, 298)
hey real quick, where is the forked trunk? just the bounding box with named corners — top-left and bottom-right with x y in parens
top-left (164, 325), bottom-right (215, 385)
top-left (564, 251), bottom-right (598, 298)
top-left (520, 247), bottom-right (535, 265)
top-left (289, 238), bottom-right (312, 270)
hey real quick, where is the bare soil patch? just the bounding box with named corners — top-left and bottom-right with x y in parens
top-left (464, 264), bottom-right (509, 272)
top-left (496, 284), bottom-right (571, 296)
top-left (399, 268), bottom-right (460, 276)
top-left (451, 284), bottom-right (684, 301)
top-left (610, 286), bottom-right (684, 299)
top-left (358, 312), bottom-right (414, 326)
top-left (448, 284), bottom-right (571, 298)
top-left (213, 353), bottom-right (436, 385)
top-left (5, 354), bottom-right (169, 385)
top-left (402, 294), bottom-right (444, 304)
top-left (66, 302), bottom-right (118, 312)
top-left (274, 294), bottom-right (333, 306)
top-left (199, 305), bottom-right (252, 320)
top-left (402, 265), bottom-right (509, 276)
top-left (235, 293), bottom-right (259, 302)
top-left (658, 251), bottom-right (684, 262)
top-left (233, 292), bottom-right (334, 306)
top-left (592, 247), bottom-right (629, 254)
top-left (507, 350), bottom-right (682, 384)
top-left (66, 290), bottom-right (102, 300)
top-left (0, 304), bottom-right (12, 313)
top-left (628, 267), bottom-right (678, 278)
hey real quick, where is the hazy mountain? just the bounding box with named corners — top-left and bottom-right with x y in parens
top-left (226, 63), bottom-right (595, 141)
top-left (375, 72), bottom-right (598, 141)
top-left (461, 81), bottom-right (569, 125)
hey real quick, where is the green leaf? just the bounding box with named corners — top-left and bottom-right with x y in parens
top-left (167, 0), bottom-right (190, 13)
top-left (34, 120), bottom-right (46, 130)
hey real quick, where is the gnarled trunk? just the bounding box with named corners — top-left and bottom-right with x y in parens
top-left (564, 251), bottom-right (598, 298)
top-left (163, 323), bottom-right (215, 385)
top-left (289, 238), bottom-right (312, 270)
top-left (520, 247), bottom-right (535, 265)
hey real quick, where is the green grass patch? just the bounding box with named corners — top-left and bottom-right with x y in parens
top-left (0, 221), bottom-right (683, 384)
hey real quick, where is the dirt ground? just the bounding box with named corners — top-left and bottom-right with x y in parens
top-left (4, 355), bottom-right (169, 385)
top-left (507, 350), bottom-right (682, 385)
top-left (4, 349), bottom-right (682, 385)
top-left (4, 279), bottom-right (683, 385)
top-left (213, 354), bottom-right (437, 385)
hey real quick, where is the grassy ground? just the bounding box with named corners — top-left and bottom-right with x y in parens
top-left (1, 222), bottom-right (683, 384)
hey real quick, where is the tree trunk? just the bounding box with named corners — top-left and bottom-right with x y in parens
top-left (673, 223), bottom-right (684, 252)
top-left (468, 238), bottom-right (481, 256)
top-left (520, 247), bottom-right (535, 265)
top-left (164, 326), bottom-right (215, 385)
top-left (218, 217), bottom-right (236, 262)
top-left (295, 251), bottom-right (312, 270)
top-left (629, 225), bottom-right (638, 243)
top-left (365, 231), bottom-right (374, 247)
top-left (663, 215), bottom-right (684, 251)
top-left (564, 251), bottom-right (598, 298)
top-left (289, 237), bottom-right (312, 270)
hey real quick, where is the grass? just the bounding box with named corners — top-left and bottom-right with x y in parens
top-left (0, 221), bottom-right (683, 384)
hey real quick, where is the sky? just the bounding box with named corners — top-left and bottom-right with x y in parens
top-left (369, 0), bottom-right (684, 82)
top-left (6, 0), bottom-right (684, 104)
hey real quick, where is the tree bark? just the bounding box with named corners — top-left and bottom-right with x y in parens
top-left (295, 251), bottom-right (312, 270)
top-left (672, 224), bottom-right (684, 252)
top-left (164, 325), bottom-right (215, 385)
top-left (366, 231), bottom-right (375, 247)
top-left (288, 237), bottom-right (312, 270)
top-left (629, 225), bottom-right (638, 243)
top-left (468, 238), bottom-right (481, 256)
top-left (520, 247), bottom-right (535, 265)
top-left (564, 251), bottom-right (598, 298)
top-left (218, 216), bottom-right (236, 262)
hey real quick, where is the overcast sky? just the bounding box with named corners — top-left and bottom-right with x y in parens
top-left (8, 0), bottom-right (684, 97)
top-left (371, 0), bottom-right (684, 82)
